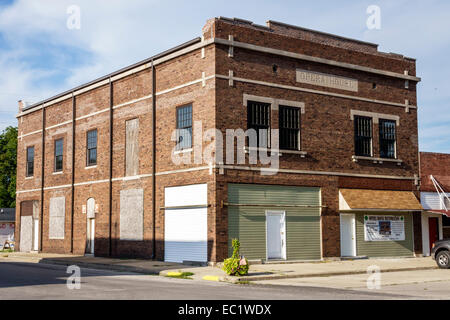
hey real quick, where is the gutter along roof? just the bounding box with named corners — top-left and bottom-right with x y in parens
top-left (21, 37), bottom-right (202, 113)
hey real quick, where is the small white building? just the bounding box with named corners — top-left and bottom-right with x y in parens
top-left (420, 152), bottom-right (450, 256)
top-left (0, 208), bottom-right (15, 249)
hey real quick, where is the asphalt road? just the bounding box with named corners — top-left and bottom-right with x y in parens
top-left (0, 261), bottom-right (447, 300)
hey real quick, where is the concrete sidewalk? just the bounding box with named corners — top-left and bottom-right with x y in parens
top-left (160, 257), bottom-right (438, 283)
top-left (0, 252), bottom-right (183, 274)
top-left (0, 252), bottom-right (437, 283)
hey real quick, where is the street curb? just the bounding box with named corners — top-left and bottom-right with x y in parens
top-left (233, 266), bottom-right (439, 282)
top-left (39, 259), bottom-right (160, 275)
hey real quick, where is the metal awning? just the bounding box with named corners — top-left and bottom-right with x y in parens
top-left (339, 189), bottom-right (423, 211)
top-left (426, 209), bottom-right (450, 217)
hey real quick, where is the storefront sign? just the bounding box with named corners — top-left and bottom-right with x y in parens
top-left (364, 215), bottom-right (405, 241)
top-left (296, 69), bottom-right (358, 92)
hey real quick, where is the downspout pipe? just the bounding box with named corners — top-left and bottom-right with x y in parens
top-left (151, 60), bottom-right (156, 259)
top-left (39, 105), bottom-right (45, 252)
top-left (109, 77), bottom-right (113, 257)
top-left (70, 93), bottom-right (75, 253)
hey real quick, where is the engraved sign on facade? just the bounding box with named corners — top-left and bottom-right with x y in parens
top-left (296, 69), bottom-right (358, 92)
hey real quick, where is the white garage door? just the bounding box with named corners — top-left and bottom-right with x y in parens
top-left (164, 184), bottom-right (207, 263)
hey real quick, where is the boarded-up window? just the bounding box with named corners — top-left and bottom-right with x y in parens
top-left (120, 189), bottom-right (143, 240)
top-left (125, 119), bottom-right (139, 176)
top-left (49, 197), bottom-right (65, 239)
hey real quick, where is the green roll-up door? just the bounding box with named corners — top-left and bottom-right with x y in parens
top-left (228, 184), bottom-right (321, 260)
top-left (355, 212), bottom-right (414, 257)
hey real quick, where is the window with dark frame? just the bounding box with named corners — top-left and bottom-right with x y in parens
top-left (86, 129), bottom-right (97, 166)
top-left (54, 138), bottom-right (63, 172)
top-left (176, 104), bottom-right (192, 150)
top-left (379, 119), bottom-right (396, 159)
top-left (26, 146), bottom-right (34, 177)
top-left (247, 101), bottom-right (270, 148)
top-left (354, 116), bottom-right (372, 157)
top-left (279, 106), bottom-right (300, 150)
top-left (443, 215), bottom-right (450, 227)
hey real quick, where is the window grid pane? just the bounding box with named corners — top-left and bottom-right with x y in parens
top-left (354, 116), bottom-right (372, 157)
top-left (55, 139), bottom-right (63, 171)
top-left (379, 119), bottom-right (396, 159)
top-left (26, 146), bottom-right (34, 176)
top-left (279, 106), bottom-right (300, 150)
top-left (247, 101), bottom-right (270, 148)
top-left (87, 130), bottom-right (97, 165)
top-left (176, 105), bottom-right (192, 150)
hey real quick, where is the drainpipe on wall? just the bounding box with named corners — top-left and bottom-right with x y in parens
top-left (70, 93), bottom-right (76, 253)
top-left (39, 105), bottom-right (45, 252)
top-left (151, 60), bottom-right (156, 260)
top-left (109, 77), bottom-right (114, 257)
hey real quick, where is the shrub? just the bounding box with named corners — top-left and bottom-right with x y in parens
top-left (222, 239), bottom-right (249, 276)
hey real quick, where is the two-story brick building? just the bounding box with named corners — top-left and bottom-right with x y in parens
top-left (15, 17), bottom-right (423, 263)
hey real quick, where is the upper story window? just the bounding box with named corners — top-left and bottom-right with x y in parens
top-left (86, 129), bottom-right (97, 166)
top-left (176, 104), bottom-right (192, 150)
top-left (379, 119), bottom-right (396, 159)
top-left (247, 101), bottom-right (270, 148)
top-left (54, 138), bottom-right (63, 172)
top-left (26, 146), bottom-right (34, 177)
top-left (354, 116), bottom-right (372, 157)
top-left (279, 106), bottom-right (300, 150)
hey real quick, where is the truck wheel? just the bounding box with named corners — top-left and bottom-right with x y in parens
top-left (436, 251), bottom-right (450, 269)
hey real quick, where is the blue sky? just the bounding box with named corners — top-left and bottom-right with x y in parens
top-left (0, 0), bottom-right (449, 152)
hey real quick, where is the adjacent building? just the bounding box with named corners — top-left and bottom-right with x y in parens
top-left (0, 208), bottom-right (15, 249)
top-left (420, 152), bottom-right (450, 256)
top-left (15, 17), bottom-right (423, 263)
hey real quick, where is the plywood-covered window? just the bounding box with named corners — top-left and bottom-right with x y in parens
top-left (49, 197), bottom-right (65, 239)
top-left (125, 119), bottom-right (139, 176)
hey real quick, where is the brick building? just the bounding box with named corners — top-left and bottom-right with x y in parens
top-left (15, 17), bottom-right (424, 262)
top-left (419, 152), bottom-right (450, 256)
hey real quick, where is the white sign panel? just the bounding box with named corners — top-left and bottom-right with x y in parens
top-left (364, 215), bottom-right (405, 241)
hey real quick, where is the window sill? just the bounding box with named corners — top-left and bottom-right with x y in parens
top-left (352, 155), bottom-right (402, 165)
top-left (52, 171), bottom-right (63, 175)
top-left (244, 147), bottom-right (307, 157)
top-left (85, 165), bottom-right (97, 169)
top-left (25, 176), bottom-right (34, 180)
top-left (173, 148), bottom-right (193, 155)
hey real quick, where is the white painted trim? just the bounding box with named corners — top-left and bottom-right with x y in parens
top-left (350, 110), bottom-right (400, 125)
top-left (352, 155), bottom-right (403, 165)
top-left (219, 74), bottom-right (416, 109)
top-left (18, 129), bottom-right (43, 140)
top-left (214, 38), bottom-right (421, 82)
top-left (84, 165), bottom-right (97, 170)
top-left (46, 120), bottom-right (72, 130)
top-left (220, 164), bottom-right (416, 180)
top-left (243, 94), bottom-right (305, 113)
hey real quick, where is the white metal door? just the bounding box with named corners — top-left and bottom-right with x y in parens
top-left (86, 218), bottom-right (95, 254)
top-left (164, 184), bottom-right (208, 263)
top-left (340, 214), bottom-right (356, 257)
top-left (266, 211), bottom-right (286, 260)
top-left (32, 219), bottom-right (39, 251)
